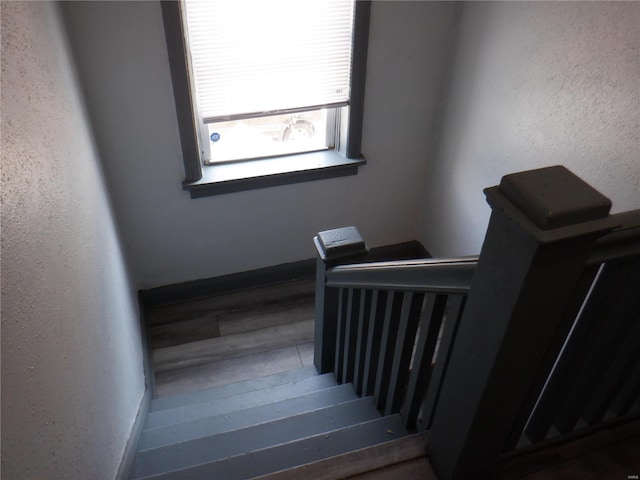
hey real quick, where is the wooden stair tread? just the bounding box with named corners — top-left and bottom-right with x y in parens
top-left (254, 432), bottom-right (430, 480)
top-left (150, 365), bottom-right (317, 411)
top-left (132, 397), bottom-right (382, 478)
top-left (140, 383), bottom-right (359, 451)
top-left (132, 414), bottom-right (409, 480)
top-left (145, 372), bottom-right (337, 429)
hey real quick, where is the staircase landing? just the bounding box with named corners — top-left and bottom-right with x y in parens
top-left (147, 278), bottom-right (316, 398)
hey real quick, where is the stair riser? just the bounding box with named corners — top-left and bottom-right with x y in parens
top-left (132, 397), bottom-right (381, 478)
top-left (136, 414), bottom-right (408, 480)
top-left (139, 384), bottom-right (358, 451)
top-left (145, 373), bottom-right (337, 429)
top-left (150, 366), bottom-right (318, 412)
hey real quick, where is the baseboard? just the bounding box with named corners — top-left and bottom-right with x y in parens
top-left (140, 258), bottom-right (316, 308)
top-left (116, 388), bottom-right (151, 480)
top-left (139, 240), bottom-right (430, 309)
top-left (137, 291), bottom-right (156, 398)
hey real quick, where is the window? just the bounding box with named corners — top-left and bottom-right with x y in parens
top-left (161, 0), bottom-right (370, 197)
top-left (183, 0), bottom-right (353, 164)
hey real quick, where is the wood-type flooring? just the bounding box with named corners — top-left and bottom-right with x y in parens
top-left (147, 278), bottom-right (316, 398)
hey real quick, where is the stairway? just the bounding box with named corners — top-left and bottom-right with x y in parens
top-left (129, 367), bottom-right (429, 479)
top-left (136, 263), bottom-right (436, 479)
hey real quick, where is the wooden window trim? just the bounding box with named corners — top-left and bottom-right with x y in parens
top-left (161, 0), bottom-right (370, 198)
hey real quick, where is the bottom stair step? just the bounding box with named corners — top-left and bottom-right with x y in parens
top-left (253, 431), bottom-right (429, 480)
top-left (134, 414), bottom-right (409, 480)
top-left (131, 396), bottom-right (382, 479)
top-left (139, 383), bottom-right (359, 452)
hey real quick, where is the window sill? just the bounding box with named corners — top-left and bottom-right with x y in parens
top-left (183, 150), bottom-right (366, 198)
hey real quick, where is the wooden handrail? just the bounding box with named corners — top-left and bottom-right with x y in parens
top-left (325, 257), bottom-right (478, 293)
top-left (587, 209), bottom-right (640, 265)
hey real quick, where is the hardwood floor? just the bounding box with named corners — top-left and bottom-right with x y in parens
top-left (346, 457), bottom-right (437, 480)
top-left (147, 278), bottom-right (316, 398)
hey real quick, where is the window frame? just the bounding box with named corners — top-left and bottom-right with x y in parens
top-left (161, 0), bottom-right (370, 198)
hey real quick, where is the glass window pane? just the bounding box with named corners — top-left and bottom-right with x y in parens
top-left (205, 109), bottom-right (329, 163)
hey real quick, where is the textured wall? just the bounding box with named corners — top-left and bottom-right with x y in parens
top-left (61, 1), bottom-right (457, 288)
top-left (418, 1), bottom-right (640, 256)
top-left (1, 3), bottom-right (145, 478)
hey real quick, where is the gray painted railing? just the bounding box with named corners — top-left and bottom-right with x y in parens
top-left (512, 210), bottom-right (640, 448)
top-left (318, 255), bottom-right (478, 430)
top-left (326, 257), bottom-right (478, 292)
top-left (314, 166), bottom-right (640, 480)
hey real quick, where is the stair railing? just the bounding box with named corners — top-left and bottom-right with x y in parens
top-left (314, 166), bottom-right (640, 480)
top-left (313, 243), bottom-right (478, 430)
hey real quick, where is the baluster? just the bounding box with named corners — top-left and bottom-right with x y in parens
top-left (523, 265), bottom-right (609, 441)
top-left (353, 290), bottom-right (373, 395)
top-left (384, 292), bottom-right (425, 416)
top-left (553, 257), bottom-right (640, 434)
top-left (419, 294), bottom-right (466, 430)
top-left (582, 310), bottom-right (640, 424)
top-left (609, 360), bottom-right (640, 416)
top-left (505, 264), bottom-right (600, 448)
top-left (402, 293), bottom-right (448, 428)
top-left (524, 260), bottom-right (634, 441)
top-left (374, 291), bottom-right (404, 410)
top-left (342, 288), bottom-right (361, 384)
top-left (334, 288), bottom-right (348, 383)
top-left (362, 290), bottom-right (387, 397)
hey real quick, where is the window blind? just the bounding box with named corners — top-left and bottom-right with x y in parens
top-left (182, 0), bottom-right (355, 123)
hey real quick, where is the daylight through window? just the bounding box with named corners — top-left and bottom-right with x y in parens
top-left (181, 0), bottom-right (356, 163)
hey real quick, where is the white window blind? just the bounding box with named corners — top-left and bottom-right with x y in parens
top-left (182, 0), bottom-right (355, 123)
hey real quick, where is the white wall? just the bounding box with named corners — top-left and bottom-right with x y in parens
top-left (61, 1), bottom-right (457, 289)
top-left (418, 1), bottom-right (640, 257)
top-left (1, 3), bottom-right (145, 479)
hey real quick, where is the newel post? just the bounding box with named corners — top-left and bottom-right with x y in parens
top-left (426, 166), bottom-right (616, 480)
top-left (313, 226), bottom-right (368, 374)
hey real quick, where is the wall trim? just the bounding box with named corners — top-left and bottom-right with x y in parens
top-left (137, 291), bottom-right (156, 397)
top-left (115, 388), bottom-right (151, 480)
top-left (140, 258), bottom-right (316, 308)
top-left (139, 241), bottom-right (430, 309)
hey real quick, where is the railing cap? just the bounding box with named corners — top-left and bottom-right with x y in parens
top-left (314, 226), bottom-right (368, 262)
top-left (484, 166), bottom-right (619, 243)
top-left (496, 165), bottom-right (612, 230)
